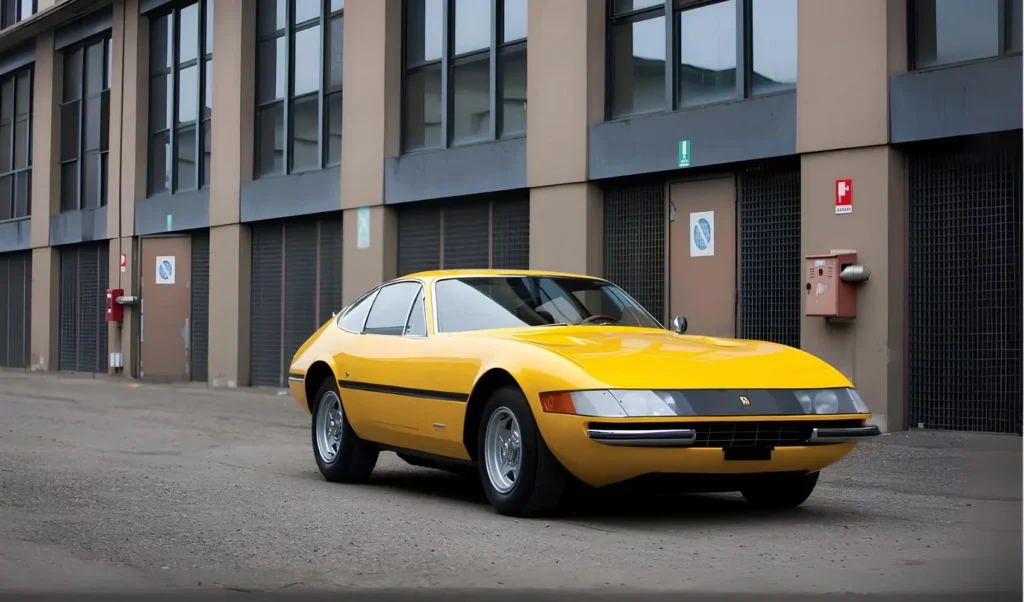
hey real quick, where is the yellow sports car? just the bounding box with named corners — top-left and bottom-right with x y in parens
top-left (287, 269), bottom-right (879, 517)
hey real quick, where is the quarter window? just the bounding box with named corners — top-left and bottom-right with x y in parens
top-left (363, 282), bottom-right (422, 336)
top-left (59, 36), bottom-right (111, 212)
top-left (913, 0), bottom-right (1021, 69)
top-left (338, 290), bottom-right (375, 332)
top-left (255, 0), bottom-right (345, 178)
top-left (404, 293), bottom-right (427, 336)
top-left (0, 66), bottom-right (31, 222)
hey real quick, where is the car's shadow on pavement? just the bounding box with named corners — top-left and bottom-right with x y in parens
top-left (361, 466), bottom-right (868, 527)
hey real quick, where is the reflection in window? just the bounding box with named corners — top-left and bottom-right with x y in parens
top-left (609, 5), bottom-right (665, 118)
top-left (256, 0), bottom-right (344, 176)
top-left (147, 0), bottom-right (213, 195)
top-left (751, 0), bottom-right (796, 94)
top-left (677, 0), bottom-right (735, 108)
top-left (403, 0), bottom-right (528, 151)
top-left (364, 282), bottom-right (422, 336)
top-left (60, 36), bottom-right (111, 212)
top-left (914, 0), bottom-right (1003, 68)
top-left (0, 66), bottom-right (33, 221)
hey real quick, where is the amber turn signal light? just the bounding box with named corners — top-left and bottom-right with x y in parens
top-left (539, 391), bottom-right (576, 414)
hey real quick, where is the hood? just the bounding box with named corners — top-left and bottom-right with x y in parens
top-left (481, 326), bottom-right (850, 390)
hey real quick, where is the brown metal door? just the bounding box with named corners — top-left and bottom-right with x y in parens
top-left (141, 236), bottom-right (192, 382)
top-left (668, 176), bottom-right (737, 338)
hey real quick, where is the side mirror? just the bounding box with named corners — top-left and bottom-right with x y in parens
top-left (671, 315), bottom-right (688, 334)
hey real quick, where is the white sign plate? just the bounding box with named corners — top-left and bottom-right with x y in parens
top-left (155, 255), bottom-right (176, 285)
top-left (689, 211), bottom-right (715, 258)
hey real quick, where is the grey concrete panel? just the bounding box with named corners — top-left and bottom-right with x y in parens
top-left (0, 42), bottom-right (33, 77)
top-left (384, 137), bottom-right (527, 205)
top-left (54, 5), bottom-right (113, 51)
top-left (890, 55), bottom-right (1023, 144)
top-left (240, 166), bottom-right (341, 223)
top-left (0, 218), bottom-right (31, 253)
top-left (588, 92), bottom-right (797, 181)
top-left (135, 189), bottom-right (210, 235)
top-left (49, 206), bottom-right (108, 246)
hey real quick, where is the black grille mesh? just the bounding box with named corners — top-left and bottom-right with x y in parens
top-left (442, 202), bottom-right (490, 269)
top-left (738, 160), bottom-right (802, 349)
top-left (603, 183), bottom-right (666, 323)
top-left (588, 419), bottom-right (864, 447)
top-left (492, 198), bottom-right (530, 269)
top-left (58, 241), bottom-right (109, 373)
top-left (0, 251), bottom-right (31, 368)
top-left (250, 222), bottom-right (283, 387)
top-left (397, 206), bottom-right (441, 276)
top-left (190, 231), bottom-right (209, 382)
top-left (908, 138), bottom-right (1023, 434)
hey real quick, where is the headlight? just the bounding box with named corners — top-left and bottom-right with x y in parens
top-left (541, 389), bottom-right (696, 418)
top-left (540, 388), bottom-right (870, 417)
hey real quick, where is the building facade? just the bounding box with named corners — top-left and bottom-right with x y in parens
top-left (0, 0), bottom-right (1020, 433)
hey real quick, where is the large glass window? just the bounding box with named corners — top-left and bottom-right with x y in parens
top-left (913, 0), bottom-right (1021, 69)
top-left (0, 66), bottom-right (32, 221)
top-left (60, 36), bottom-right (111, 212)
top-left (363, 281), bottom-right (422, 336)
top-left (608, 0), bottom-right (797, 119)
top-left (1, 0), bottom-right (36, 28)
top-left (255, 0), bottom-right (344, 178)
top-left (403, 0), bottom-right (527, 152)
top-left (148, 0), bottom-right (213, 196)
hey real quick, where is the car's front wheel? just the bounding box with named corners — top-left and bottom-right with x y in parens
top-left (477, 386), bottom-right (567, 517)
top-left (740, 471), bottom-right (819, 508)
top-left (311, 378), bottom-right (379, 483)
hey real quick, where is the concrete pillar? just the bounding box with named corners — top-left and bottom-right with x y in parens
top-left (29, 248), bottom-right (59, 371)
top-left (339, 0), bottom-right (402, 304)
top-left (207, 0), bottom-right (256, 386)
top-left (529, 184), bottom-right (602, 276)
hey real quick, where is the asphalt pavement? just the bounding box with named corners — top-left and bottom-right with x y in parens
top-left (0, 370), bottom-right (1020, 600)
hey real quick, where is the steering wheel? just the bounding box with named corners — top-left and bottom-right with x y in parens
top-left (582, 314), bottom-right (619, 323)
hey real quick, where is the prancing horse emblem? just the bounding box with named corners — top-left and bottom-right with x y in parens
top-left (740, 396), bottom-right (750, 405)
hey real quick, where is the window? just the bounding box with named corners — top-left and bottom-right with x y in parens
top-left (255, 0), bottom-right (345, 178)
top-left (608, 0), bottom-right (797, 119)
top-left (1, 0), bottom-right (36, 28)
top-left (405, 293), bottom-right (427, 336)
top-left (59, 36), bottom-right (111, 212)
top-left (913, 0), bottom-right (1022, 69)
top-left (363, 281), bottom-right (422, 336)
top-left (403, 0), bottom-right (527, 152)
top-left (338, 289), bottom-right (375, 332)
top-left (148, 0), bottom-right (214, 195)
top-left (0, 66), bottom-right (32, 221)
top-left (434, 276), bottom-right (663, 334)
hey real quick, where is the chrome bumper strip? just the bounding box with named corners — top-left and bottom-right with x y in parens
top-left (587, 428), bottom-right (697, 447)
top-left (808, 425), bottom-right (881, 444)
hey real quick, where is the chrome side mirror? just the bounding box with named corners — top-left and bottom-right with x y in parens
top-left (671, 315), bottom-right (688, 334)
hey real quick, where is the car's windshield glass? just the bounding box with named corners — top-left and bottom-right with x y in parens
top-left (434, 276), bottom-right (662, 333)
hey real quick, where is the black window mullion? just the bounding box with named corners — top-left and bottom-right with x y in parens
top-left (284, 0), bottom-right (293, 173)
top-left (441, 0), bottom-right (451, 148)
top-left (76, 64), bottom-right (84, 210)
top-left (194, 0), bottom-right (204, 190)
top-left (663, 0), bottom-right (673, 111)
top-left (488, 0), bottom-right (498, 140)
top-left (736, 0), bottom-right (749, 99)
top-left (997, 0), bottom-right (1007, 54)
top-left (318, 0), bottom-right (326, 168)
top-left (170, 10), bottom-right (179, 192)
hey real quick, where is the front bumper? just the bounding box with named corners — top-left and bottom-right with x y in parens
top-left (540, 414), bottom-right (876, 488)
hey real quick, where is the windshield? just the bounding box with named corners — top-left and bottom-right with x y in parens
top-left (434, 276), bottom-right (662, 333)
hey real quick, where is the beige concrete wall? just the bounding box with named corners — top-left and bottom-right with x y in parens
top-left (341, 206), bottom-right (397, 306)
top-left (800, 146), bottom-right (906, 431)
top-left (111, 0), bottom-right (145, 238)
top-left (29, 31), bottom-right (59, 249)
top-left (208, 224), bottom-right (250, 387)
top-left (29, 247), bottom-right (59, 371)
top-left (529, 183), bottom-right (602, 276)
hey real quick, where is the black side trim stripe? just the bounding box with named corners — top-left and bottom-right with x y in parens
top-left (338, 380), bottom-right (469, 403)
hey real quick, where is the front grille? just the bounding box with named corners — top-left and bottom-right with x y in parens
top-left (589, 419), bottom-right (864, 447)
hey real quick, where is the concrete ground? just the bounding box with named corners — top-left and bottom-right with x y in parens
top-left (0, 370), bottom-right (1020, 599)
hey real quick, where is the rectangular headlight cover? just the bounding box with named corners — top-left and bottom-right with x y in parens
top-left (563, 388), bottom-right (871, 418)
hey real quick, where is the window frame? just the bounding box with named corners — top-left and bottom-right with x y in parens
top-left (0, 64), bottom-right (32, 222)
top-left (908, 0), bottom-right (1022, 71)
top-left (254, 0), bottom-right (344, 179)
top-left (605, 0), bottom-right (792, 120)
top-left (0, 0), bottom-right (37, 28)
top-left (339, 279), bottom-right (429, 337)
top-left (401, 0), bottom-right (528, 153)
top-left (146, 0), bottom-right (214, 196)
top-left (58, 32), bottom-right (112, 213)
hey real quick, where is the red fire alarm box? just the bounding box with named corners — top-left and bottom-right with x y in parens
top-left (805, 252), bottom-right (857, 317)
top-left (106, 288), bottom-right (124, 322)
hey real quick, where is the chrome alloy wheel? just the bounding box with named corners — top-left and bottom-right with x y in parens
top-left (484, 406), bottom-right (522, 494)
top-left (316, 391), bottom-right (344, 463)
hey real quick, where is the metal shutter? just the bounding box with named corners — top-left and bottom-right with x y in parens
top-left (58, 242), bottom-right (109, 373)
top-left (190, 230), bottom-right (210, 382)
top-left (283, 218), bottom-right (319, 380)
top-left (250, 222), bottom-right (284, 387)
top-left (0, 251), bottom-right (31, 368)
top-left (908, 136), bottom-right (1023, 433)
top-left (492, 198), bottom-right (530, 269)
top-left (443, 201), bottom-right (490, 269)
top-left (604, 183), bottom-right (666, 323)
top-left (738, 159), bottom-right (802, 349)
top-left (318, 216), bottom-right (344, 320)
top-left (397, 206), bottom-right (441, 276)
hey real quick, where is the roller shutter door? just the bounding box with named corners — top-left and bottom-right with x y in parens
top-left (396, 197), bottom-right (529, 276)
top-left (0, 251), bottom-right (31, 369)
top-left (737, 159), bottom-right (802, 349)
top-left (908, 135), bottom-right (1022, 433)
top-left (190, 230), bottom-right (209, 382)
top-left (603, 183), bottom-right (666, 323)
top-left (58, 241), bottom-right (109, 373)
top-left (250, 214), bottom-right (343, 387)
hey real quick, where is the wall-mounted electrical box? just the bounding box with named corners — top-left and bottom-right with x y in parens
top-left (805, 252), bottom-right (858, 318)
top-left (106, 289), bottom-right (125, 322)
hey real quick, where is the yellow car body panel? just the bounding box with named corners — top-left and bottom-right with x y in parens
top-left (287, 269), bottom-right (871, 488)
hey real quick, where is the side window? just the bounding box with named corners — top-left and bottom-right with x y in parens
top-left (338, 291), bottom-right (376, 332)
top-left (364, 282), bottom-right (421, 336)
top-left (405, 293), bottom-right (427, 337)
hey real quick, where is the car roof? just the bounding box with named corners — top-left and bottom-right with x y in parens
top-left (400, 269), bottom-right (605, 281)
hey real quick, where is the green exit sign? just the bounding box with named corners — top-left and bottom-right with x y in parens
top-left (678, 140), bottom-right (691, 168)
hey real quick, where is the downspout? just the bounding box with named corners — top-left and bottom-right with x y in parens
top-left (114, 0), bottom-right (127, 375)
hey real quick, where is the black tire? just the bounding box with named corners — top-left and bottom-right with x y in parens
top-left (740, 471), bottom-right (819, 508)
top-left (310, 378), bottom-right (379, 483)
top-left (477, 386), bottom-right (567, 517)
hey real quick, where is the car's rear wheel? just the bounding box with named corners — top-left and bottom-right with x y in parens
top-left (740, 471), bottom-right (819, 508)
top-left (477, 386), bottom-right (567, 517)
top-left (311, 378), bottom-right (379, 483)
